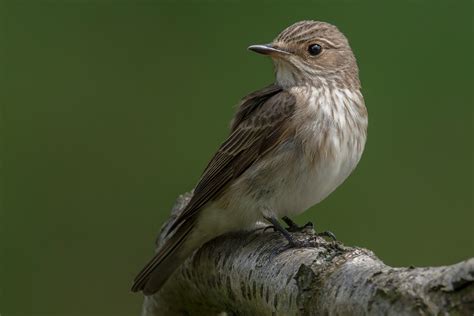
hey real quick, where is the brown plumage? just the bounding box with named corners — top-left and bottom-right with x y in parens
top-left (166, 86), bottom-right (294, 235)
top-left (132, 20), bottom-right (367, 295)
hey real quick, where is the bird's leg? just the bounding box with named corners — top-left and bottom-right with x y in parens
top-left (264, 216), bottom-right (297, 247)
top-left (282, 216), bottom-right (337, 241)
top-left (282, 216), bottom-right (299, 230)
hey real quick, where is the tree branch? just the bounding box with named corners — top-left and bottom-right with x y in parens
top-left (140, 192), bottom-right (474, 315)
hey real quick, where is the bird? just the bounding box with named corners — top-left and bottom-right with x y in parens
top-left (132, 20), bottom-right (368, 295)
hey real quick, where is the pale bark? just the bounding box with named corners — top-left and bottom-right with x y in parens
top-left (141, 192), bottom-right (474, 315)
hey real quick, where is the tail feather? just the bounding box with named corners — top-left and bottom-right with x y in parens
top-left (131, 217), bottom-right (196, 295)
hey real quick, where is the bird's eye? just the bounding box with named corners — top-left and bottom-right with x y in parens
top-left (308, 44), bottom-right (322, 56)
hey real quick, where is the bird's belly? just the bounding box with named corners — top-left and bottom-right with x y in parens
top-left (272, 142), bottom-right (362, 218)
top-left (292, 156), bottom-right (351, 213)
top-left (221, 135), bottom-right (364, 221)
top-left (179, 143), bottom-right (361, 247)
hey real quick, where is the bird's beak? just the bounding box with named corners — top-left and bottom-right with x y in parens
top-left (248, 44), bottom-right (290, 57)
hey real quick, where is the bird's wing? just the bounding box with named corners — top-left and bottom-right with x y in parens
top-left (132, 87), bottom-right (296, 294)
top-left (167, 87), bottom-right (296, 233)
top-left (229, 84), bottom-right (282, 131)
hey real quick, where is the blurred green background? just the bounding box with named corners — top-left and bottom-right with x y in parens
top-left (1, 0), bottom-right (472, 315)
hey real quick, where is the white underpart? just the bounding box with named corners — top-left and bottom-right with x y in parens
top-left (258, 85), bottom-right (367, 218)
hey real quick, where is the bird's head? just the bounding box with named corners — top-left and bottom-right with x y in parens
top-left (249, 20), bottom-right (359, 88)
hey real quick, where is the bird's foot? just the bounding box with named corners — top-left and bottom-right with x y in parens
top-left (264, 216), bottom-right (307, 248)
top-left (282, 216), bottom-right (337, 241)
top-left (316, 230), bottom-right (337, 241)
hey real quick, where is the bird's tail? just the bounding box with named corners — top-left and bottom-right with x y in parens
top-left (131, 216), bottom-right (197, 295)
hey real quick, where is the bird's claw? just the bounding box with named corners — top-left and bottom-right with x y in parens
top-left (262, 225), bottom-right (276, 233)
top-left (317, 230), bottom-right (337, 241)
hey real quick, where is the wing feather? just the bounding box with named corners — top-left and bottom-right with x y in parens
top-left (167, 87), bottom-right (296, 233)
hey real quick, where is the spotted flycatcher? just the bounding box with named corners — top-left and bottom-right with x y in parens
top-left (132, 20), bottom-right (368, 295)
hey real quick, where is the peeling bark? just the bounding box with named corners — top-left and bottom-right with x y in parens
top-left (140, 193), bottom-right (474, 315)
